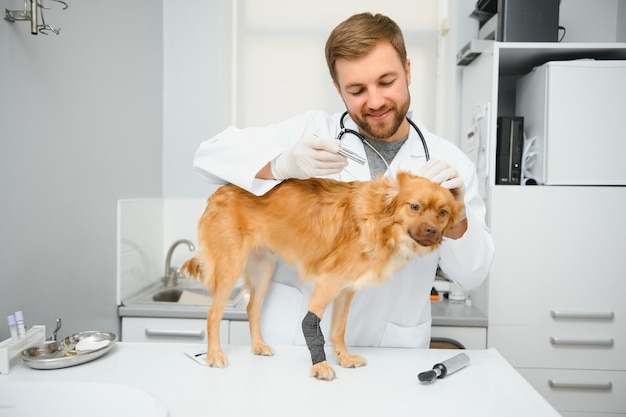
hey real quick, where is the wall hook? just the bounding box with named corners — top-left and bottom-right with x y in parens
top-left (4, 0), bottom-right (68, 35)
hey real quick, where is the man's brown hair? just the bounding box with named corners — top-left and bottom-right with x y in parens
top-left (325, 12), bottom-right (408, 85)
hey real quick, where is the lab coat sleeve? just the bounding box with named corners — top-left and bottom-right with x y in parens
top-left (193, 111), bottom-right (337, 196)
top-left (438, 159), bottom-right (495, 290)
top-left (193, 125), bottom-right (285, 196)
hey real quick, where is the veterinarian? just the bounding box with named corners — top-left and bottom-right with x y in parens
top-left (193, 12), bottom-right (494, 349)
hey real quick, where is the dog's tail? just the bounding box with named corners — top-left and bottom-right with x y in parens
top-left (180, 256), bottom-right (203, 280)
top-left (180, 252), bottom-right (217, 293)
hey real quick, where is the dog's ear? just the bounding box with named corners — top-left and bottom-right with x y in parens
top-left (395, 170), bottom-right (413, 185)
top-left (449, 199), bottom-right (466, 230)
top-left (382, 176), bottom-right (401, 210)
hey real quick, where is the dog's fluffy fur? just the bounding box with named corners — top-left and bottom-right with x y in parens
top-left (181, 171), bottom-right (464, 380)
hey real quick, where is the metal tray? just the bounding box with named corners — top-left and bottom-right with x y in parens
top-left (20, 331), bottom-right (117, 370)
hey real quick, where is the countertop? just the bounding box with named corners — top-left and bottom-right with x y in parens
top-left (431, 298), bottom-right (486, 327)
top-left (1, 343), bottom-right (559, 417)
top-left (120, 288), bottom-right (488, 327)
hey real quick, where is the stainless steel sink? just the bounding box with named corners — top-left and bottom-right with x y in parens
top-left (123, 278), bottom-right (247, 308)
top-left (119, 278), bottom-right (249, 320)
top-left (152, 288), bottom-right (201, 302)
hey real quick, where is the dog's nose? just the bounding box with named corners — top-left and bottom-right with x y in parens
top-left (424, 226), bottom-right (438, 238)
top-left (410, 224), bottom-right (442, 247)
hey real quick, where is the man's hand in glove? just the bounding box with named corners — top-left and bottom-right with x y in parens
top-left (270, 136), bottom-right (348, 180)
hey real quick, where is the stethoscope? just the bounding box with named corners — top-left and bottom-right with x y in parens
top-left (337, 111), bottom-right (430, 169)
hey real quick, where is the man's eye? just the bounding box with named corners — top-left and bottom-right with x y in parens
top-left (349, 89), bottom-right (363, 96)
top-left (381, 80), bottom-right (395, 87)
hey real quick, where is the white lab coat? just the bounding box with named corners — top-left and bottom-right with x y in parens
top-left (194, 110), bottom-right (494, 348)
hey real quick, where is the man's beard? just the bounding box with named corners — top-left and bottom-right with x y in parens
top-left (352, 98), bottom-right (410, 141)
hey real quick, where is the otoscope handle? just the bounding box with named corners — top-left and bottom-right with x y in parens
top-left (418, 353), bottom-right (470, 383)
top-left (437, 352), bottom-right (470, 378)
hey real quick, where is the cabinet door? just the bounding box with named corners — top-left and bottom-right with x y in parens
top-left (488, 186), bottom-right (626, 326)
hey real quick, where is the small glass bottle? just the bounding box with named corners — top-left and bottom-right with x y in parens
top-left (7, 315), bottom-right (19, 342)
top-left (14, 311), bottom-right (26, 339)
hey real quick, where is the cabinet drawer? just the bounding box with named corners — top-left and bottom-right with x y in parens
top-left (490, 294), bottom-right (622, 327)
top-left (489, 325), bottom-right (625, 370)
top-left (122, 317), bottom-right (227, 343)
top-left (518, 368), bottom-right (626, 414)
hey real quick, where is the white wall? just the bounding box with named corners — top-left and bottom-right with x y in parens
top-left (234, 0), bottom-right (439, 128)
top-left (162, 0), bottom-right (229, 198)
top-left (0, 0), bottom-right (163, 340)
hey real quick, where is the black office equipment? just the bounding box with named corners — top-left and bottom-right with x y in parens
top-left (496, 117), bottom-right (524, 185)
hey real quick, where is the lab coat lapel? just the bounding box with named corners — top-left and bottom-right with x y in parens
top-left (394, 127), bottom-right (429, 175)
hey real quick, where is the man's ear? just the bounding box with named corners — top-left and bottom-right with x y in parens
top-left (405, 58), bottom-right (412, 87)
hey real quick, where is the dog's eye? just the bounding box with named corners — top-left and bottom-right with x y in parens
top-left (439, 209), bottom-right (448, 217)
top-left (408, 203), bottom-right (420, 212)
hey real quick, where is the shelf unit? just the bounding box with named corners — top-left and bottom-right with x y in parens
top-left (460, 42), bottom-right (626, 205)
top-left (460, 42), bottom-right (626, 416)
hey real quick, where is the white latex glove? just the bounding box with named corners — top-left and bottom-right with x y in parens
top-left (270, 136), bottom-right (348, 180)
top-left (418, 159), bottom-right (466, 218)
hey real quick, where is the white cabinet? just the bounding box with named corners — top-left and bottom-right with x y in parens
top-left (460, 42), bottom-right (626, 415)
top-left (489, 186), bottom-right (625, 414)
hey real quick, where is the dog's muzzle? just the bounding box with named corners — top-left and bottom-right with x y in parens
top-left (409, 224), bottom-right (442, 247)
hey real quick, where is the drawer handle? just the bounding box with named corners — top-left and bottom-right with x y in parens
top-left (550, 310), bottom-right (614, 320)
top-left (549, 379), bottom-right (613, 391)
top-left (549, 336), bottom-right (614, 347)
top-left (145, 329), bottom-right (205, 338)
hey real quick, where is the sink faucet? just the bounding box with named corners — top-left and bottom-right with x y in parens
top-left (164, 239), bottom-right (196, 288)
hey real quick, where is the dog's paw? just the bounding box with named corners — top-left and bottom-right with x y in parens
top-left (252, 342), bottom-right (275, 357)
top-left (206, 350), bottom-right (229, 368)
top-left (336, 353), bottom-right (367, 368)
top-left (311, 361), bottom-right (336, 381)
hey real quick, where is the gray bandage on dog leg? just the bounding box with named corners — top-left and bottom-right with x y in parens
top-left (302, 311), bottom-right (326, 365)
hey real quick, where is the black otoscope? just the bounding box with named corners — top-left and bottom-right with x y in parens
top-left (418, 353), bottom-right (470, 383)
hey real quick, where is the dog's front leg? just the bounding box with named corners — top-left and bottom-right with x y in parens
top-left (331, 289), bottom-right (367, 368)
top-left (302, 311), bottom-right (336, 381)
top-left (304, 279), bottom-right (346, 381)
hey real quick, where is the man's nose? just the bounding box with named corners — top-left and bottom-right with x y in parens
top-left (366, 87), bottom-right (386, 110)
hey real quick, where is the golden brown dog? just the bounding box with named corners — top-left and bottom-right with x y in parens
top-left (181, 171), bottom-right (464, 381)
